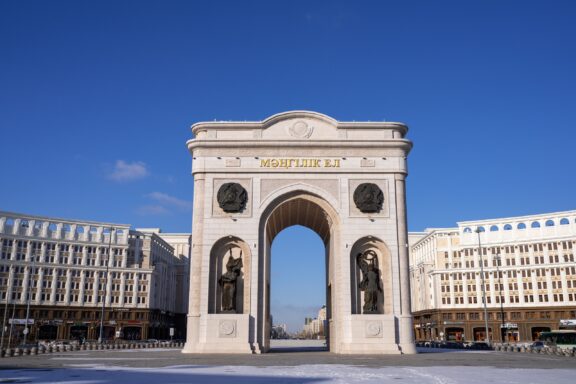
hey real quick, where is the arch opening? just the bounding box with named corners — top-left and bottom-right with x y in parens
top-left (270, 225), bottom-right (327, 350)
top-left (259, 192), bottom-right (339, 353)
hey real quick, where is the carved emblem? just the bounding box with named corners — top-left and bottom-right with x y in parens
top-left (289, 120), bottom-right (314, 138)
top-left (365, 321), bottom-right (382, 337)
top-left (353, 183), bottom-right (384, 213)
top-left (217, 183), bottom-right (247, 213)
top-left (219, 320), bottom-right (236, 337)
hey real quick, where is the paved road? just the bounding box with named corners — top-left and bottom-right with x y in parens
top-left (0, 347), bottom-right (575, 370)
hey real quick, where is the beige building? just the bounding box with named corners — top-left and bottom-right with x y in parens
top-left (183, 111), bottom-right (416, 355)
top-left (410, 210), bottom-right (576, 343)
top-left (303, 305), bottom-right (327, 338)
top-left (156, 232), bottom-right (191, 315)
top-left (0, 211), bottom-right (188, 346)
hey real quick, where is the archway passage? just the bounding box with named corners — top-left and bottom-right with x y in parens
top-left (259, 193), bottom-right (338, 353)
top-left (270, 225), bottom-right (327, 352)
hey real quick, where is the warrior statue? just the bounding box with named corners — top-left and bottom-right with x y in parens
top-left (357, 250), bottom-right (382, 314)
top-left (219, 250), bottom-right (243, 313)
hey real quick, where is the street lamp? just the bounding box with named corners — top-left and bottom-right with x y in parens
top-left (98, 227), bottom-right (114, 344)
top-left (1, 272), bottom-right (10, 349)
top-left (475, 227), bottom-right (491, 346)
top-left (494, 254), bottom-right (506, 344)
top-left (22, 251), bottom-right (36, 345)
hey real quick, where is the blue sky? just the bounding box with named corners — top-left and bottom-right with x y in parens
top-left (1, 1), bottom-right (575, 332)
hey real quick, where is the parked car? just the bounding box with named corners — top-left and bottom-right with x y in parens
top-left (16, 343), bottom-right (38, 350)
top-left (467, 342), bottom-right (492, 350)
top-left (50, 340), bottom-right (72, 348)
top-left (530, 341), bottom-right (545, 351)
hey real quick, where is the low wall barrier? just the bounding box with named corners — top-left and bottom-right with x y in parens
top-left (494, 344), bottom-right (576, 357)
top-left (0, 341), bottom-right (185, 358)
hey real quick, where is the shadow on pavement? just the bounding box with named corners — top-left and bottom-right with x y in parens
top-left (269, 345), bottom-right (329, 353)
top-left (0, 367), bottom-right (327, 384)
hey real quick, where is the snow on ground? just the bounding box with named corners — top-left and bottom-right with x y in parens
top-left (1, 364), bottom-right (575, 384)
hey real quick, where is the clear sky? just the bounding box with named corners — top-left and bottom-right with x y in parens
top-left (1, 1), bottom-right (575, 332)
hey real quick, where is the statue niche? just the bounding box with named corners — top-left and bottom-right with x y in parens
top-left (357, 250), bottom-right (382, 314)
top-left (219, 250), bottom-right (243, 313)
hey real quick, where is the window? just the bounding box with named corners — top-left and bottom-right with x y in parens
top-left (490, 225), bottom-right (499, 232)
top-left (503, 224), bottom-right (512, 231)
top-left (463, 227), bottom-right (472, 233)
top-left (560, 218), bottom-right (569, 225)
top-left (545, 219), bottom-right (555, 227)
top-left (531, 221), bottom-right (541, 228)
top-left (517, 223), bottom-right (526, 230)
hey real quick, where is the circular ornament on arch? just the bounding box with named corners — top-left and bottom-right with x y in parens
top-left (365, 321), bottom-right (382, 337)
top-left (289, 120), bottom-right (314, 138)
top-left (218, 320), bottom-right (236, 337)
top-left (217, 183), bottom-right (248, 213)
top-left (353, 183), bottom-right (384, 213)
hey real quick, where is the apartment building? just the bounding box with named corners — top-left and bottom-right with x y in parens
top-left (0, 211), bottom-right (188, 346)
top-left (410, 210), bottom-right (576, 343)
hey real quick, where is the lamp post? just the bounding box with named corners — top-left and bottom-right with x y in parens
top-left (22, 252), bottom-right (36, 345)
top-left (1, 265), bottom-right (12, 349)
top-left (494, 254), bottom-right (506, 344)
top-left (98, 227), bottom-right (114, 344)
top-left (475, 227), bottom-right (491, 346)
top-left (7, 299), bottom-right (16, 348)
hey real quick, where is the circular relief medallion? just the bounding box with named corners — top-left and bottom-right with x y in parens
top-left (289, 120), bottom-right (314, 138)
top-left (217, 183), bottom-right (247, 213)
top-left (353, 183), bottom-right (384, 213)
top-left (219, 320), bottom-right (236, 336)
top-left (366, 321), bottom-right (382, 337)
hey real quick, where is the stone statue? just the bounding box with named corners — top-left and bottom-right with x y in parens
top-left (219, 250), bottom-right (243, 313)
top-left (217, 183), bottom-right (248, 213)
top-left (353, 183), bottom-right (384, 213)
top-left (357, 250), bottom-right (382, 314)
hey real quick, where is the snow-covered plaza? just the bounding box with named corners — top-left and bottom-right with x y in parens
top-left (1, 345), bottom-right (575, 384)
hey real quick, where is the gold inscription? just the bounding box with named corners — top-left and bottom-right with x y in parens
top-left (259, 158), bottom-right (340, 169)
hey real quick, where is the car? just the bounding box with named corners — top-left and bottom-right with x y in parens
top-left (466, 342), bottom-right (492, 350)
top-left (530, 341), bottom-right (545, 351)
top-left (16, 343), bottom-right (38, 350)
top-left (146, 339), bottom-right (159, 343)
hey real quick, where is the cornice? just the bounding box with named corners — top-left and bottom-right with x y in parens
top-left (190, 110), bottom-right (408, 136)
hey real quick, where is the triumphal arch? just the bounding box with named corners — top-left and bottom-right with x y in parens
top-left (183, 111), bottom-right (416, 354)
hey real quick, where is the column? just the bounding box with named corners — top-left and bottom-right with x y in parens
top-left (183, 174), bottom-right (205, 352)
top-left (82, 246), bottom-right (88, 266)
top-left (50, 268), bottom-right (58, 305)
top-left (105, 270), bottom-right (112, 306)
top-left (133, 273), bottom-right (139, 306)
top-left (119, 272), bottom-right (126, 305)
top-left (560, 268), bottom-right (569, 304)
top-left (394, 173), bottom-right (416, 353)
top-left (79, 270), bottom-right (86, 305)
top-left (36, 268), bottom-right (44, 304)
top-left (65, 269), bottom-right (72, 305)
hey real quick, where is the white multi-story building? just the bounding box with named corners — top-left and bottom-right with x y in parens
top-left (0, 211), bottom-right (188, 346)
top-left (155, 232), bottom-right (191, 315)
top-left (410, 210), bottom-right (576, 343)
top-left (302, 305), bottom-right (327, 338)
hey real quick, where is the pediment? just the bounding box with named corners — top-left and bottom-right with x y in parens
top-left (261, 111), bottom-right (339, 140)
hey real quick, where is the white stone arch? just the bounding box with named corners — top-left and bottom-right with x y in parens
top-left (256, 187), bottom-right (342, 352)
top-left (258, 181), bottom-right (341, 211)
top-left (183, 111), bottom-right (416, 355)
